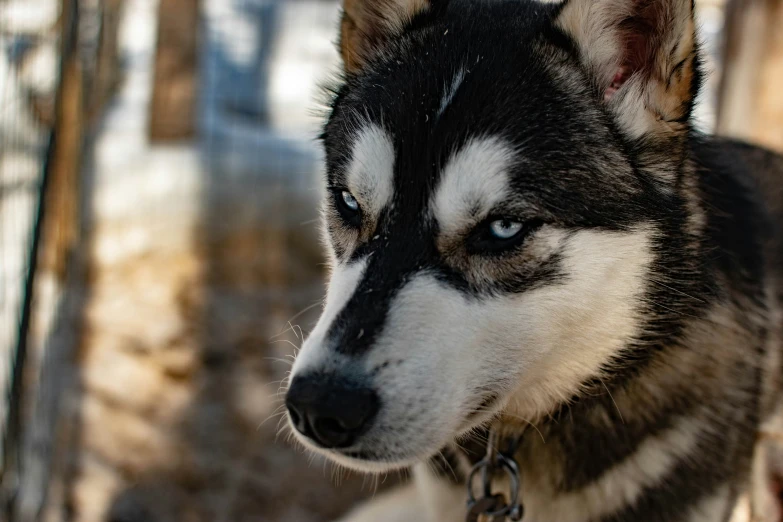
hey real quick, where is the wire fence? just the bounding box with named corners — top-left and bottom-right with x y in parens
top-left (0, 0), bottom-right (63, 497)
top-left (0, 0), bottom-right (120, 519)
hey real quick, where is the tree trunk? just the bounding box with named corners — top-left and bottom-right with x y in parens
top-left (148, 0), bottom-right (200, 142)
top-left (717, 0), bottom-right (783, 152)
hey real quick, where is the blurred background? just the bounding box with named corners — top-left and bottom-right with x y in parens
top-left (0, 0), bottom-right (780, 521)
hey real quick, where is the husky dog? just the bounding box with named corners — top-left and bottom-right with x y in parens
top-left (284, 0), bottom-right (783, 520)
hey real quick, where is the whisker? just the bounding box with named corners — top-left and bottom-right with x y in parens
top-left (470, 408), bottom-right (546, 444)
top-left (270, 324), bottom-right (296, 340)
top-left (269, 301), bottom-right (322, 339)
top-left (262, 377), bottom-right (290, 389)
top-left (257, 409), bottom-right (287, 430)
top-left (294, 324), bottom-right (305, 342)
top-left (271, 339), bottom-right (301, 351)
top-left (263, 357), bottom-right (294, 367)
top-left (288, 321), bottom-right (300, 340)
top-left (648, 279), bottom-right (707, 304)
top-left (276, 420), bottom-right (293, 443)
top-left (599, 378), bottom-right (625, 424)
top-left (287, 301), bottom-right (322, 322)
top-left (270, 388), bottom-right (291, 398)
top-left (435, 450), bottom-right (459, 483)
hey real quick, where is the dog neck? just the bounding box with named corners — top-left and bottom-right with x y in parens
top-left (494, 301), bottom-right (761, 522)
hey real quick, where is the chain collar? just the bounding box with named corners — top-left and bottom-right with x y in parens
top-left (465, 430), bottom-right (524, 522)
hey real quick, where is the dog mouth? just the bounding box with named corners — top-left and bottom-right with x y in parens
top-left (329, 394), bottom-right (503, 468)
top-left (336, 448), bottom-right (411, 464)
top-left (285, 412), bottom-right (419, 470)
top-left (286, 386), bottom-right (506, 472)
top-left (326, 446), bottom-right (426, 472)
top-left (339, 449), bottom-right (375, 460)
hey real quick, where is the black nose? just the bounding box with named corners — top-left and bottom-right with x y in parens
top-left (285, 374), bottom-right (379, 449)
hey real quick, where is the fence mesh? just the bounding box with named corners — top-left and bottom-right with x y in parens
top-left (0, 0), bottom-right (120, 519)
top-left (0, 0), bottom-right (62, 490)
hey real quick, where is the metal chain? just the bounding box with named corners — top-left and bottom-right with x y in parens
top-left (465, 431), bottom-right (524, 522)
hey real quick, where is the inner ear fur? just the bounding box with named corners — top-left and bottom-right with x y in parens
top-left (557, 0), bottom-right (699, 142)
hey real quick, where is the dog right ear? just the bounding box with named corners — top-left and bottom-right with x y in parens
top-left (340, 0), bottom-right (445, 74)
top-left (555, 0), bottom-right (698, 143)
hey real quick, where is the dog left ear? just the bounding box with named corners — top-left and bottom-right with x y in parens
top-left (556, 0), bottom-right (698, 143)
top-left (340, 0), bottom-right (445, 75)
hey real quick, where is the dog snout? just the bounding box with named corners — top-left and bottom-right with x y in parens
top-left (285, 374), bottom-right (379, 449)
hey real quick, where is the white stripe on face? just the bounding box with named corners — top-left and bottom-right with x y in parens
top-left (291, 257), bottom-right (369, 376)
top-left (438, 67), bottom-right (466, 118)
top-left (346, 124), bottom-right (396, 218)
top-left (432, 137), bottom-right (517, 236)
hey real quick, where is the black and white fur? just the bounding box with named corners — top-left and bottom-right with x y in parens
top-left (284, 0), bottom-right (783, 520)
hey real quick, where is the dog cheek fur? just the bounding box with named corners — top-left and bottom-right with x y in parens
top-left (501, 226), bottom-right (655, 423)
top-left (356, 226), bottom-right (654, 463)
top-left (361, 275), bottom-right (521, 459)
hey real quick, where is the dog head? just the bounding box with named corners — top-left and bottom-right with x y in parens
top-left (286, 0), bottom-right (702, 471)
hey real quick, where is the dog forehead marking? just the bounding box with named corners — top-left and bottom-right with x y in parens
top-left (347, 123), bottom-right (395, 217)
top-left (433, 137), bottom-right (516, 235)
top-left (437, 67), bottom-right (467, 119)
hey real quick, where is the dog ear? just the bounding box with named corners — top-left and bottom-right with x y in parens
top-left (340, 0), bottom-right (443, 74)
top-left (556, 0), bottom-right (699, 142)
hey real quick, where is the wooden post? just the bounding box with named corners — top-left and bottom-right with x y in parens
top-left (148, 0), bottom-right (200, 142)
top-left (717, 0), bottom-right (783, 152)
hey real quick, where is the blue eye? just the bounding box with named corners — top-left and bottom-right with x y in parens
top-left (341, 190), bottom-right (359, 211)
top-left (333, 188), bottom-right (362, 227)
top-left (488, 219), bottom-right (523, 239)
top-left (467, 217), bottom-right (542, 255)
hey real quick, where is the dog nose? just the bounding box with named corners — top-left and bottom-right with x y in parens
top-left (285, 374), bottom-right (379, 449)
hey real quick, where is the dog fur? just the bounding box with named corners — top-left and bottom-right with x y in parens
top-left (285, 0), bottom-right (783, 520)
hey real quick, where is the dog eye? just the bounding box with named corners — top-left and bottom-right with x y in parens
top-left (332, 189), bottom-right (361, 227)
top-left (341, 190), bottom-right (359, 211)
top-left (467, 218), bottom-right (541, 254)
top-left (489, 219), bottom-right (523, 239)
